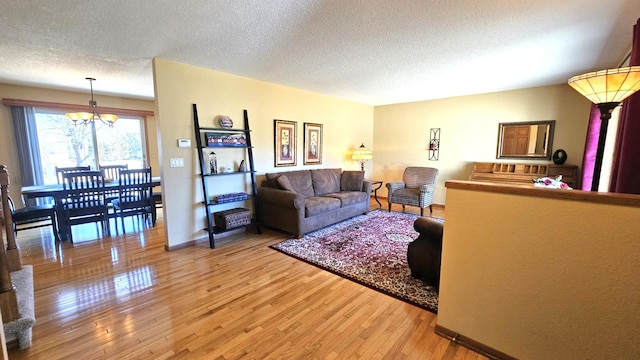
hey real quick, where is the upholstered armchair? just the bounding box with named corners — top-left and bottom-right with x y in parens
top-left (386, 167), bottom-right (438, 216)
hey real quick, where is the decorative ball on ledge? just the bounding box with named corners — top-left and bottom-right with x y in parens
top-left (552, 149), bottom-right (567, 165)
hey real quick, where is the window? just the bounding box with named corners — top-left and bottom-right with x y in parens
top-left (34, 108), bottom-right (147, 184)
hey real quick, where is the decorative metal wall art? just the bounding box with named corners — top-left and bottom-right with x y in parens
top-left (429, 128), bottom-right (440, 161)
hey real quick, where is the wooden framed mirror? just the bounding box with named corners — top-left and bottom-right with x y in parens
top-left (497, 120), bottom-right (555, 160)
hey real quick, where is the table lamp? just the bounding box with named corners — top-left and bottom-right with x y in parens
top-left (352, 143), bottom-right (373, 171)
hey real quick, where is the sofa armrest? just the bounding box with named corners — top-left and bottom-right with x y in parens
top-left (413, 217), bottom-right (443, 237)
top-left (420, 184), bottom-right (436, 193)
top-left (258, 187), bottom-right (305, 209)
top-left (362, 180), bottom-right (373, 195)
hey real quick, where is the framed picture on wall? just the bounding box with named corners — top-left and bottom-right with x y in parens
top-left (303, 123), bottom-right (323, 165)
top-left (274, 119), bottom-right (297, 167)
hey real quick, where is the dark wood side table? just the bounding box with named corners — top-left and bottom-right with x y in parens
top-left (368, 180), bottom-right (383, 208)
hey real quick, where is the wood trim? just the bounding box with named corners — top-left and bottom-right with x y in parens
top-left (164, 240), bottom-right (198, 252)
top-left (2, 98), bottom-right (154, 117)
top-left (434, 325), bottom-right (517, 360)
top-left (164, 227), bottom-right (249, 251)
top-left (446, 180), bottom-right (640, 208)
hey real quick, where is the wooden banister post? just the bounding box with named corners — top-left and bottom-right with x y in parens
top-left (0, 166), bottom-right (19, 323)
top-left (0, 166), bottom-right (21, 272)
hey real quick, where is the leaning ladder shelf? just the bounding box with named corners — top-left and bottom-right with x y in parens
top-left (193, 104), bottom-right (261, 248)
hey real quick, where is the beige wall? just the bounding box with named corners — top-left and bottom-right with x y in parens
top-left (0, 83), bottom-right (158, 202)
top-left (152, 58), bottom-right (373, 248)
top-left (2, 71), bottom-right (595, 250)
top-left (439, 184), bottom-right (640, 359)
top-left (373, 85), bottom-right (592, 204)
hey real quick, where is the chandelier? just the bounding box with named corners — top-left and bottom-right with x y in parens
top-left (65, 77), bottom-right (118, 127)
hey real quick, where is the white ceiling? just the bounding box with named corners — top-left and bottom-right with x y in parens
top-left (0, 0), bottom-right (638, 106)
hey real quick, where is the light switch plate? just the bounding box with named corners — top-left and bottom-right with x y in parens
top-left (170, 158), bottom-right (184, 167)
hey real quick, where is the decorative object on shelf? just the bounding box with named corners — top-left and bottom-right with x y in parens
top-left (429, 128), bottom-right (440, 161)
top-left (532, 175), bottom-right (572, 190)
top-left (568, 66), bottom-right (640, 191)
top-left (552, 149), bottom-right (567, 165)
top-left (218, 115), bottom-right (233, 128)
top-left (206, 132), bottom-right (247, 147)
top-left (274, 119), bottom-right (297, 167)
top-left (213, 207), bottom-right (251, 231)
top-left (208, 151), bottom-right (217, 174)
top-left (352, 143), bottom-right (373, 171)
top-left (66, 77), bottom-right (118, 127)
top-left (303, 122), bottom-right (323, 165)
top-left (238, 160), bottom-right (247, 172)
top-left (213, 192), bottom-right (248, 203)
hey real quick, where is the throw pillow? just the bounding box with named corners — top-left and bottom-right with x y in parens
top-left (265, 173), bottom-right (282, 189)
top-left (276, 175), bottom-right (296, 192)
top-left (341, 170), bottom-right (365, 191)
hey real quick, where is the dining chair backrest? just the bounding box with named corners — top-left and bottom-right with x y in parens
top-left (100, 164), bottom-right (129, 203)
top-left (55, 165), bottom-right (91, 184)
top-left (117, 168), bottom-right (152, 211)
top-left (61, 171), bottom-right (106, 216)
top-left (99, 164), bottom-right (128, 181)
top-left (60, 170), bottom-right (109, 241)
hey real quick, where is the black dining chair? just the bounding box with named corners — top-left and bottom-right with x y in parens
top-left (99, 164), bottom-right (128, 181)
top-left (8, 196), bottom-right (60, 241)
top-left (55, 165), bottom-right (91, 184)
top-left (113, 168), bottom-right (153, 232)
top-left (151, 191), bottom-right (162, 226)
top-left (99, 164), bottom-right (129, 206)
top-left (61, 170), bottom-right (109, 242)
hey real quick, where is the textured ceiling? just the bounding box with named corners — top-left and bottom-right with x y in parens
top-left (0, 0), bottom-right (638, 105)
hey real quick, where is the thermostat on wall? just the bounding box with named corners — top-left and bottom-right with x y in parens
top-left (177, 139), bottom-right (191, 148)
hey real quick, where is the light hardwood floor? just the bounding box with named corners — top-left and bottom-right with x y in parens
top-left (7, 200), bottom-right (487, 359)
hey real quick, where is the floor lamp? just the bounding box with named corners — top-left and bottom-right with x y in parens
top-left (568, 66), bottom-right (640, 191)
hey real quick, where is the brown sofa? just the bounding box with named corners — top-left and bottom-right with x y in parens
top-left (257, 168), bottom-right (373, 238)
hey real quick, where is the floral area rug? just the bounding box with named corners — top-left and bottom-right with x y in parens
top-left (269, 210), bottom-right (442, 314)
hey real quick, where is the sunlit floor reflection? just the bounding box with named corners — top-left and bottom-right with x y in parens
top-left (16, 211), bottom-right (160, 263)
top-left (56, 265), bottom-right (156, 314)
top-left (13, 210), bottom-right (163, 319)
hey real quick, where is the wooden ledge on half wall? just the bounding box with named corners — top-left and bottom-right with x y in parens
top-left (445, 180), bottom-right (640, 208)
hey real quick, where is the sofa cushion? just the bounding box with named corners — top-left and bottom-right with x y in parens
top-left (340, 170), bottom-right (364, 191)
top-left (322, 191), bottom-right (368, 207)
top-left (304, 196), bottom-right (341, 217)
top-left (311, 168), bottom-right (342, 196)
top-left (391, 188), bottom-right (421, 205)
top-left (276, 175), bottom-right (296, 192)
top-left (265, 170), bottom-right (314, 197)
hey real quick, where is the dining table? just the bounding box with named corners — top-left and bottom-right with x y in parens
top-left (21, 176), bottom-right (162, 241)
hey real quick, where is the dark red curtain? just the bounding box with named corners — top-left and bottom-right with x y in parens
top-left (610, 18), bottom-right (640, 194)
